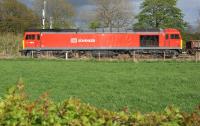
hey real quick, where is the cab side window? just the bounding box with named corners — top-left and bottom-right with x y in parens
top-left (31, 35), bottom-right (35, 40)
top-left (170, 34), bottom-right (180, 39)
top-left (25, 35), bottom-right (29, 40)
top-left (25, 35), bottom-right (35, 40)
top-left (37, 35), bottom-right (40, 40)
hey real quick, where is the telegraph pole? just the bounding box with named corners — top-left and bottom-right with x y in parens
top-left (42, 0), bottom-right (47, 29)
top-left (50, 16), bottom-right (53, 29)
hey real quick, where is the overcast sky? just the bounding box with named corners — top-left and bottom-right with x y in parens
top-left (20, 0), bottom-right (200, 26)
top-left (177, 0), bottom-right (200, 25)
top-left (67, 0), bottom-right (200, 26)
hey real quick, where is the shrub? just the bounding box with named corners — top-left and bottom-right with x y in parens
top-left (0, 33), bottom-right (22, 56)
top-left (0, 82), bottom-right (199, 126)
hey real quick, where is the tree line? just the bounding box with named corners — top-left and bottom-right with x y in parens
top-left (0, 0), bottom-right (75, 33)
top-left (0, 0), bottom-right (39, 33)
top-left (0, 0), bottom-right (200, 35)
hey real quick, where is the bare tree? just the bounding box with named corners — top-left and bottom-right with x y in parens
top-left (92, 0), bottom-right (134, 32)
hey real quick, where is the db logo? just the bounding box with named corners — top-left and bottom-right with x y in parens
top-left (70, 38), bottom-right (78, 43)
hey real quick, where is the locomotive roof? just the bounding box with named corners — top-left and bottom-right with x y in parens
top-left (25, 28), bottom-right (164, 33)
top-left (25, 29), bottom-right (79, 32)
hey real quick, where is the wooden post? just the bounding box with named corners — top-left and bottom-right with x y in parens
top-left (66, 51), bottom-right (68, 60)
top-left (195, 52), bottom-right (197, 62)
top-left (133, 51), bottom-right (136, 62)
top-left (31, 51), bottom-right (34, 58)
top-left (98, 51), bottom-right (101, 61)
top-left (199, 52), bottom-right (200, 61)
top-left (164, 51), bottom-right (166, 61)
top-left (17, 43), bottom-right (20, 56)
top-left (47, 51), bottom-right (49, 58)
top-left (196, 51), bottom-right (199, 63)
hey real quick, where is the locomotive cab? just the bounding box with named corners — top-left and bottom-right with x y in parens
top-left (164, 29), bottom-right (182, 49)
top-left (23, 32), bottom-right (41, 50)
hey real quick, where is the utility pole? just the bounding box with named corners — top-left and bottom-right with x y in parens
top-left (42, 0), bottom-right (47, 29)
top-left (50, 17), bottom-right (53, 29)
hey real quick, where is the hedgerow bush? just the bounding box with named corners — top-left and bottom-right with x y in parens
top-left (0, 33), bottom-right (22, 56)
top-left (0, 82), bottom-right (200, 126)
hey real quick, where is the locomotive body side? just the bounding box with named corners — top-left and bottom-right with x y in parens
top-left (40, 33), bottom-right (140, 50)
top-left (22, 28), bottom-right (182, 57)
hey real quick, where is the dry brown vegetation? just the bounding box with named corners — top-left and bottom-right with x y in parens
top-left (0, 33), bottom-right (22, 57)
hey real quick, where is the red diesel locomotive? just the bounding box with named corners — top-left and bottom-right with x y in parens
top-left (21, 28), bottom-right (182, 57)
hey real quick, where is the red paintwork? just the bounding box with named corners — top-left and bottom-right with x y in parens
top-left (23, 32), bottom-right (40, 49)
top-left (23, 28), bottom-right (182, 50)
top-left (163, 29), bottom-right (182, 48)
top-left (41, 33), bottom-right (140, 48)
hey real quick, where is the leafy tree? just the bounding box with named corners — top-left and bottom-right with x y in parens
top-left (134, 0), bottom-right (187, 31)
top-left (0, 0), bottom-right (39, 33)
top-left (184, 32), bottom-right (200, 41)
top-left (89, 21), bottom-right (100, 32)
top-left (33, 0), bottom-right (75, 29)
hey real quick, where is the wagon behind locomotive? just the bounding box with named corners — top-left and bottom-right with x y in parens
top-left (186, 40), bottom-right (200, 55)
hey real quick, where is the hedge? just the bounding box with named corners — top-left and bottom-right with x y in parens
top-left (0, 83), bottom-right (199, 126)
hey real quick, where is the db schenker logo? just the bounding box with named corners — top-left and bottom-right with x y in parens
top-left (70, 38), bottom-right (78, 43)
top-left (70, 38), bottom-right (96, 43)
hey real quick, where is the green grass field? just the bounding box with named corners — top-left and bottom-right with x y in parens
top-left (0, 59), bottom-right (199, 112)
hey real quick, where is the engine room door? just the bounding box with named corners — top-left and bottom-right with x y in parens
top-left (140, 35), bottom-right (159, 47)
top-left (35, 34), bottom-right (41, 48)
top-left (165, 34), bottom-right (170, 47)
